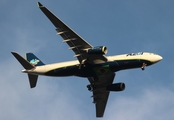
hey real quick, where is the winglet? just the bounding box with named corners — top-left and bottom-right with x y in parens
top-left (37, 2), bottom-right (43, 7)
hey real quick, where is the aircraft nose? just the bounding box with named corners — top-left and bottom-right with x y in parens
top-left (152, 55), bottom-right (163, 63)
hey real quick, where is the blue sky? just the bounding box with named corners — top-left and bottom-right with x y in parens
top-left (1, 0), bottom-right (174, 120)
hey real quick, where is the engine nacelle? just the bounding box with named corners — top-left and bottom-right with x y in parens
top-left (87, 46), bottom-right (108, 55)
top-left (106, 83), bottom-right (125, 92)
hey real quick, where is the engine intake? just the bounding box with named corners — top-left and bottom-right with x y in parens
top-left (87, 46), bottom-right (108, 55)
top-left (106, 83), bottom-right (125, 92)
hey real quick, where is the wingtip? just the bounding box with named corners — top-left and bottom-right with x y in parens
top-left (11, 51), bottom-right (17, 55)
top-left (37, 2), bottom-right (43, 7)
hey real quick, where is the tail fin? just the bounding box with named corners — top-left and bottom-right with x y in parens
top-left (11, 52), bottom-right (39, 88)
top-left (25, 53), bottom-right (44, 66)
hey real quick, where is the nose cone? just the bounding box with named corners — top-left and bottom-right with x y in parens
top-left (152, 55), bottom-right (163, 63)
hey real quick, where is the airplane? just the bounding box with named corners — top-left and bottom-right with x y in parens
top-left (11, 2), bottom-right (163, 118)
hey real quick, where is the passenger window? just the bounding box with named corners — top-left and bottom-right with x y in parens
top-left (127, 52), bottom-right (143, 56)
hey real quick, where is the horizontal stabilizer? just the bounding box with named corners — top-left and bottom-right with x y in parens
top-left (11, 52), bottom-right (35, 70)
top-left (28, 74), bottom-right (38, 88)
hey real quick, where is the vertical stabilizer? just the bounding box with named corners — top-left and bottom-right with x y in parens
top-left (25, 53), bottom-right (44, 66)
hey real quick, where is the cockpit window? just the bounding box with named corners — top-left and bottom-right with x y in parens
top-left (127, 52), bottom-right (143, 56)
top-left (150, 53), bottom-right (157, 55)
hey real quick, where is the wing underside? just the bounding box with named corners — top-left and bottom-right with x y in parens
top-left (37, 2), bottom-right (107, 64)
top-left (88, 73), bottom-right (115, 117)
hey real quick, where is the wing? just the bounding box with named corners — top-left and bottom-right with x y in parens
top-left (88, 73), bottom-right (115, 117)
top-left (37, 2), bottom-right (107, 63)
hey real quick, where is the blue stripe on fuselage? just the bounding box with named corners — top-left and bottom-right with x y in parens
top-left (115, 59), bottom-right (153, 71)
top-left (44, 65), bottom-right (96, 77)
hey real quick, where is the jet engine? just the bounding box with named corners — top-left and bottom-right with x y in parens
top-left (106, 83), bottom-right (125, 92)
top-left (87, 46), bottom-right (108, 55)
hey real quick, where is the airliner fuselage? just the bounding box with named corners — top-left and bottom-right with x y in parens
top-left (23, 52), bottom-right (162, 77)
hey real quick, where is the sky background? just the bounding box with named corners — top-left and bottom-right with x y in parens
top-left (1, 0), bottom-right (174, 120)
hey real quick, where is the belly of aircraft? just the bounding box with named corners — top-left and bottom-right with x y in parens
top-left (44, 62), bottom-right (119, 77)
top-left (44, 65), bottom-right (96, 77)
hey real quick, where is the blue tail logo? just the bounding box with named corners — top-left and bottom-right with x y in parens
top-left (26, 53), bottom-right (45, 66)
top-left (30, 59), bottom-right (40, 66)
